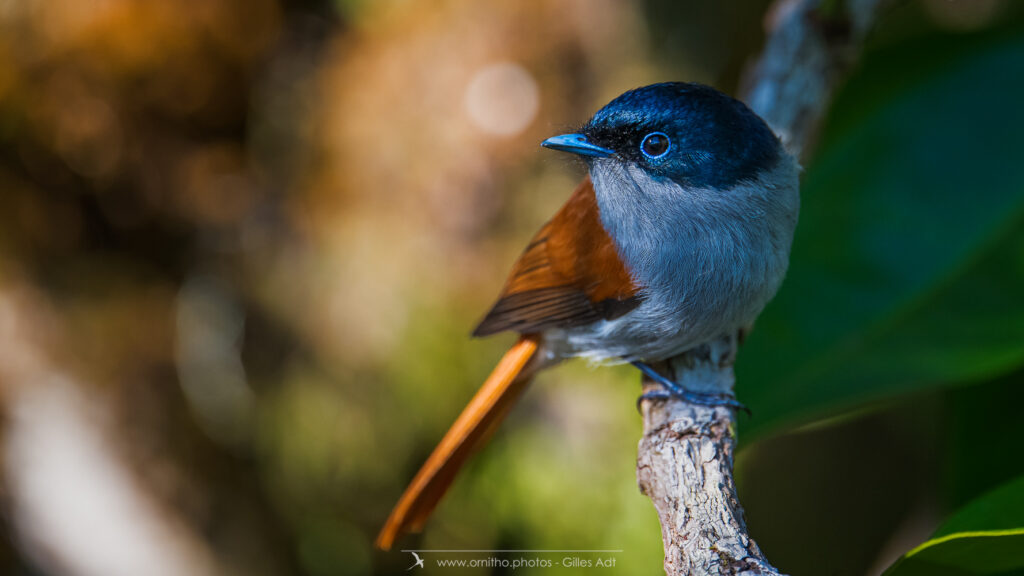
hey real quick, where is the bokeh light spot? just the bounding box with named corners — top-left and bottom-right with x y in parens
top-left (463, 61), bottom-right (539, 137)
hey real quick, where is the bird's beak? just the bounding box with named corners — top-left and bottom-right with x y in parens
top-left (541, 133), bottom-right (613, 158)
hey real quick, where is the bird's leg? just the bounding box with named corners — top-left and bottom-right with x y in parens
top-left (632, 361), bottom-right (749, 414)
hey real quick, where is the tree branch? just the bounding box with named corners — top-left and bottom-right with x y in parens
top-left (744, 0), bottom-right (884, 156)
top-left (637, 1), bottom-right (884, 574)
top-left (638, 336), bottom-right (780, 575)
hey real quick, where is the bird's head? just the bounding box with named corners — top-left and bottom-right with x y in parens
top-left (542, 82), bottom-right (784, 191)
top-left (540, 82), bottom-right (800, 308)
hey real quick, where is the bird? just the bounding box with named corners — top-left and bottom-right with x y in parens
top-left (375, 82), bottom-right (799, 550)
top-left (407, 552), bottom-right (425, 570)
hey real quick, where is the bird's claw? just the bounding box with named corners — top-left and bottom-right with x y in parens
top-left (632, 361), bottom-right (751, 416)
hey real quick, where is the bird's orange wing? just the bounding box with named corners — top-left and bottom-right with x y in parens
top-left (376, 179), bottom-right (640, 549)
top-left (473, 176), bottom-right (641, 336)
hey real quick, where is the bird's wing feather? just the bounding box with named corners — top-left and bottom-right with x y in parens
top-left (473, 176), bottom-right (641, 337)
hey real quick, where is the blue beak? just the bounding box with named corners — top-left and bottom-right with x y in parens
top-left (541, 133), bottom-right (614, 158)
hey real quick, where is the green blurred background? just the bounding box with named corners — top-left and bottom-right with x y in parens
top-left (0, 1), bottom-right (1022, 575)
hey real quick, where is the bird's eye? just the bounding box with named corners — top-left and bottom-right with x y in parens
top-left (640, 132), bottom-right (671, 159)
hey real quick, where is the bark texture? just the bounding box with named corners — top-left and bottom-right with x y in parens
top-left (636, 0), bottom-right (884, 574)
top-left (637, 336), bottom-right (779, 576)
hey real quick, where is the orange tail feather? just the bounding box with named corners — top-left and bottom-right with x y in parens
top-left (375, 335), bottom-right (540, 550)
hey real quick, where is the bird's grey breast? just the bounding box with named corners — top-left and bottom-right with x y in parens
top-left (557, 155), bottom-right (799, 362)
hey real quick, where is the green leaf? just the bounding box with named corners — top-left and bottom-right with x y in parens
top-left (884, 530), bottom-right (1024, 576)
top-left (737, 31), bottom-right (1024, 439)
top-left (883, 476), bottom-right (1024, 576)
top-left (934, 475), bottom-right (1024, 539)
top-left (944, 372), bottom-right (1024, 512)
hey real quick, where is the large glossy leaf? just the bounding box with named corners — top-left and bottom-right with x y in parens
top-left (945, 371), bottom-right (1024, 511)
top-left (737, 31), bottom-right (1024, 439)
top-left (933, 475), bottom-right (1024, 539)
top-left (883, 476), bottom-right (1024, 576)
top-left (883, 531), bottom-right (1024, 576)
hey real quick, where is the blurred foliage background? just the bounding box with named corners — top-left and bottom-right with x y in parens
top-left (0, 1), bottom-right (1022, 575)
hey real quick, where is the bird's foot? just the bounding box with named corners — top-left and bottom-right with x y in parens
top-left (632, 361), bottom-right (750, 415)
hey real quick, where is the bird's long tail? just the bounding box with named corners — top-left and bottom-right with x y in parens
top-left (375, 335), bottom-right (541, 550)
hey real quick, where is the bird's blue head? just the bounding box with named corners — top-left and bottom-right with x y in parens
top-left (542, 82), bottom-right (783, 191)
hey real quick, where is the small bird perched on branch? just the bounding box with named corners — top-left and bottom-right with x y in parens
top-left (376, 82), bottom-right (799, 550)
